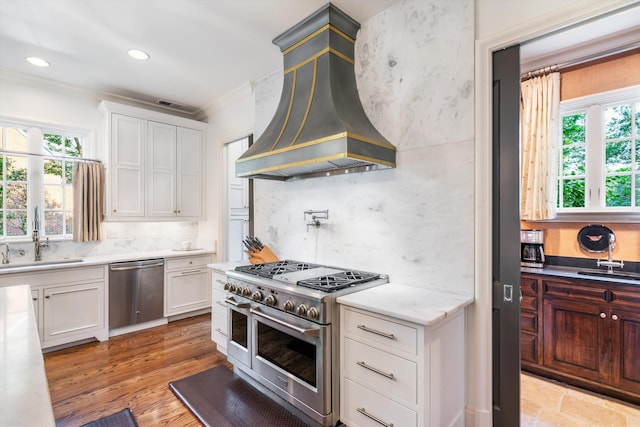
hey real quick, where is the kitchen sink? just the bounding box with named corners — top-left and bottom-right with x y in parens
top-left (0, 258), bottom-right (83, 269)
top-left (577, 269), bottom-right (640, 281)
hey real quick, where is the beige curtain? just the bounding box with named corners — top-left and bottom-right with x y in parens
top-left (520, 72), bottom-right (560, 220)
top-left (72, 162), bottom-right (105, 242)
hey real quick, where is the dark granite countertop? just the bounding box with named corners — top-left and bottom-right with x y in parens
top-left (522, 256), bottom-right (640, 286)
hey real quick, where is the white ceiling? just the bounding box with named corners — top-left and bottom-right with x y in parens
top-left (0, 0), bottom-right (401, 115)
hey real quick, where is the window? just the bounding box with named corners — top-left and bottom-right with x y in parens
top-left (0, 123), bottom-right (85, 239)
top-left (558, 86), bottom-right (640, 214)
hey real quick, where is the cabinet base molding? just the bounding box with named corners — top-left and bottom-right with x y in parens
top-left (109, 318), bottom-right (168, 337)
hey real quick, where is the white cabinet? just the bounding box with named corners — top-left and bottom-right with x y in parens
top-left (3, 266), bottom-right (108, 349)
top-left (110, 114), bottom-right (145, 217)
top-left (225, 138), bottom-right (250, 262)
top-left (164, 254), bottom-right (213, 316)
top-left (340, 305), bottom-right (465, 427)
top-left (99, 101), bottom-right (207, 221)
top-left (210, 269), bottom-right (229, 354)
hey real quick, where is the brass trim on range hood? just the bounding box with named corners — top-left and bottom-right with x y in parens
top-left (236, 2), bottom-right (396, 181)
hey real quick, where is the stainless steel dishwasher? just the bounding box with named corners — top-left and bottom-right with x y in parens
top-left (109, 259), bottom-right (165, 329)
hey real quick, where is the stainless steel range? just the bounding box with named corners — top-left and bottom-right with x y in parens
top-left (224, 260), bottom-right (388, 427)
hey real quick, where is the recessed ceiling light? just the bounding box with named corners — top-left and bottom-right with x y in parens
top-left (128, 49), bottom-right (150, 60)
top-left (26, 57), bottom-right (50, 67)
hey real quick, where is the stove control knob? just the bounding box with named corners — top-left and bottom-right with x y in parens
top-left (228, 284), bottom-right (237, 293)
top-left (223, 283), bottom-right (230, 291)
top-left (242, 287), bottom-right (252, 297)
top-left (284, 300), bottom-right (295, 312)
top-left (308, 307), bottom-right (320, 320)
top-left (297, 304), bottom-right (308, 317)
top-left (252, 291), bottom-right (263, 302)
top-left (265, 295), bottom-right (277, 306)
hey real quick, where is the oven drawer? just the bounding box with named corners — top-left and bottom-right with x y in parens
top-left (343, 337), bottom-right (417, 405)
top-left (343, 308), bottom-right (417, 356)
top-left (342, 378), bottom-right (417, 427)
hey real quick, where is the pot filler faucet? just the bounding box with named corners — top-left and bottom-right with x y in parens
top-left (33, 206), bottom-right (49, 261)
top-left (597, 233), bottom-right (624, 273)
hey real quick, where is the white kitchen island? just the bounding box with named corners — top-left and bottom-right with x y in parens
top-left (0, 285), bottom-right (55, 427)
top-left (337, 283), bottom-right (473, 427)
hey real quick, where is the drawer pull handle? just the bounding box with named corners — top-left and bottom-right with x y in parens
top-left (357, 361), bottom-right (395, 380)
top-left (357, 324), bottom-right (397, 340)
top-left (215, 301), bottom-right (226, 307)
top-left (180, 269), bottom-right (202, 275)
top-left (215, 328), bottom-right (227, 337)
top-left (215, 279), bottom-right (227, 285)
top-left (357, 408), bottom-right (394, 427)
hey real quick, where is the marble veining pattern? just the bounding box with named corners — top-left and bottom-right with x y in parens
top-left (253, 0), bottom-right (475, 297)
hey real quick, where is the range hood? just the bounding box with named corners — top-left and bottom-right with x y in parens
top-left (236, 3), bottom-right (396, 181)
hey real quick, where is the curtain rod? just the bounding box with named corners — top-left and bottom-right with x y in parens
top-left (521, 42), bottom-right (640, 81)
top-left (0, 150), bottom-right (102, 164)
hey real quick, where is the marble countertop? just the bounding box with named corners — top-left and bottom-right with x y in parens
top-left (522, 265), bottom-right (640, 286)
top-left (207, 261), bottom-right (247, 273)
top-left (0, 249), bottom-right (215, 275)
top-left (0, 285), bottom-right (55, 426)
top-left (337, 283), bottom-right (474, 326)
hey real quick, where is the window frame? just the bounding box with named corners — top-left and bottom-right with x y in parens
top-left (554, 85), bottom-right (640, 222)
top-left (0, 118), bottom-right (89, 241)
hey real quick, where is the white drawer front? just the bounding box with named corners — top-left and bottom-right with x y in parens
top-left (342, 378), bottom-right (417, 427)
top-left (343, 308), bottom-right (417, 355)
top-left (211, 272), bottom-right (227, 290)
top-left (212, 289), bottom-right (228, 314)
top-left (166, 255), bottom-right (212, 271)
top-left (344, 337), bottom-right (417, 404)
top-left (212, 311), bottom-right (228, 353)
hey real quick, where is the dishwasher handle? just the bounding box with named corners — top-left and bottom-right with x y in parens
top-left (109, 261), bottom-right (164, 271)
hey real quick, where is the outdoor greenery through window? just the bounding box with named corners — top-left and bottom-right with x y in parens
top-left (558, 86), bottom-right (640, 212)
top-left (0, 123), bottom-right (84, 239)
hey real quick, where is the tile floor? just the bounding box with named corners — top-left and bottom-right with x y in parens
top-left (521, 373), bottom-right (640, 426)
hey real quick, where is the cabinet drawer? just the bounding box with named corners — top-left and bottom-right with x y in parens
top-left (3, 266), bottom-right (105, 287)
top-left (212, 288), bottom-right (228, 314)
top-left (212, 273), bottom-right (228, 291)
top-left (521, 276), bottom-right (538, 296)
top-left (344, 338), bottom-right (417, 404)
top-left (521, 332), bottom-right (538, 363)
top-left (521, 294), bottom-right (538, 311)
top-left (343, 308), bottom-right (417, 355)
top-left (520, 311), bottom-right (538, 333)
top-left (166, 255), bottom-right (212, 271)
top-left (543, 279), bottom-right (607, 302)
top-left (342, 378), bottom-right (416, 427)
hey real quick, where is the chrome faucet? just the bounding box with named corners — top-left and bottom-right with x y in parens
top-left (597, 233), bottom-right (624, 273)
top-left (1, 243), bottom-right (8, 264)
top-left (32, 206), bottom-right (49, 262)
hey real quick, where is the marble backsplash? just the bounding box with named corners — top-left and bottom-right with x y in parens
top-left (252, 0), bottom-right (475, 296)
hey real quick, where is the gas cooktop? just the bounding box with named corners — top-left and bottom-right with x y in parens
top-left (234, 260), bottom-right (381, 292)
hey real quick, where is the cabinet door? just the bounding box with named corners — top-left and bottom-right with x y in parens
top-left (42, 282), bottom-right (104, 342)
top-left (542, 298), bottom-right (610, 382)
top-left (111, 114), bottom-right (145, 217)
top-left (227, 139), bottom-right (249, 216)
top-left (611, 308), bottom-right (640, 394)
top-left (166, 269), bottom-right (211, 316)
top-left (147, 121), bottom-right (177, 217)
top-left (176, 127), bottom-right (203, 219)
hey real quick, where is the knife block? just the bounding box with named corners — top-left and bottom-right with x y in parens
top-left (248, 245), bottom-right (279, 264)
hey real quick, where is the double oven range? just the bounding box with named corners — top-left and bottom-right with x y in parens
top-left (224, 260), bottom-right (388, 427)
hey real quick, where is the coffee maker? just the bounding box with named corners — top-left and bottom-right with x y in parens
top-left (521, 229), bottom-right (545, 268)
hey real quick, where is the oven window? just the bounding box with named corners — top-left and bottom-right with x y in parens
top-left (231, 310), bottom-right (248, 347)
top-left (256, 322), bottom-right (317, 387)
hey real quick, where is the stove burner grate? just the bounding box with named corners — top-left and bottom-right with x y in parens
top-left (235, 260), bottom-right (320, 278)
top-left (297, 271), bottom-right (380, 292)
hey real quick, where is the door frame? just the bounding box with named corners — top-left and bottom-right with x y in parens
top-left (471, 2), bottom-right (634, 425)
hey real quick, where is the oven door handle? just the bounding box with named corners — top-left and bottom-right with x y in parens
top-left (250, 308), bottom-right (320, 337)
top-left (225, 298), bottom-right (250, 308)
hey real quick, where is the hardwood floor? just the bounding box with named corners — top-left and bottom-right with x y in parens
top-left (44, 314), bottom-right (230, 426)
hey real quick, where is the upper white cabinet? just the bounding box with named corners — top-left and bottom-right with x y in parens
top-left (99, 101), bottom-right (207, 221)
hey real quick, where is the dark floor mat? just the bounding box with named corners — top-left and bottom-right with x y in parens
top-left (169, 365), bottom-right (310, 427)
top-left (79, 408), bottom-right (138, 427)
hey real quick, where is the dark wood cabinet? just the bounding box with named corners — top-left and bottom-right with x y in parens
top-left (521, 273), bottom-right (640, 404)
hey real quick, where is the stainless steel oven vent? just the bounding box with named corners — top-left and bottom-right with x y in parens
top-left (236, 3), bottom-right (396, 181)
